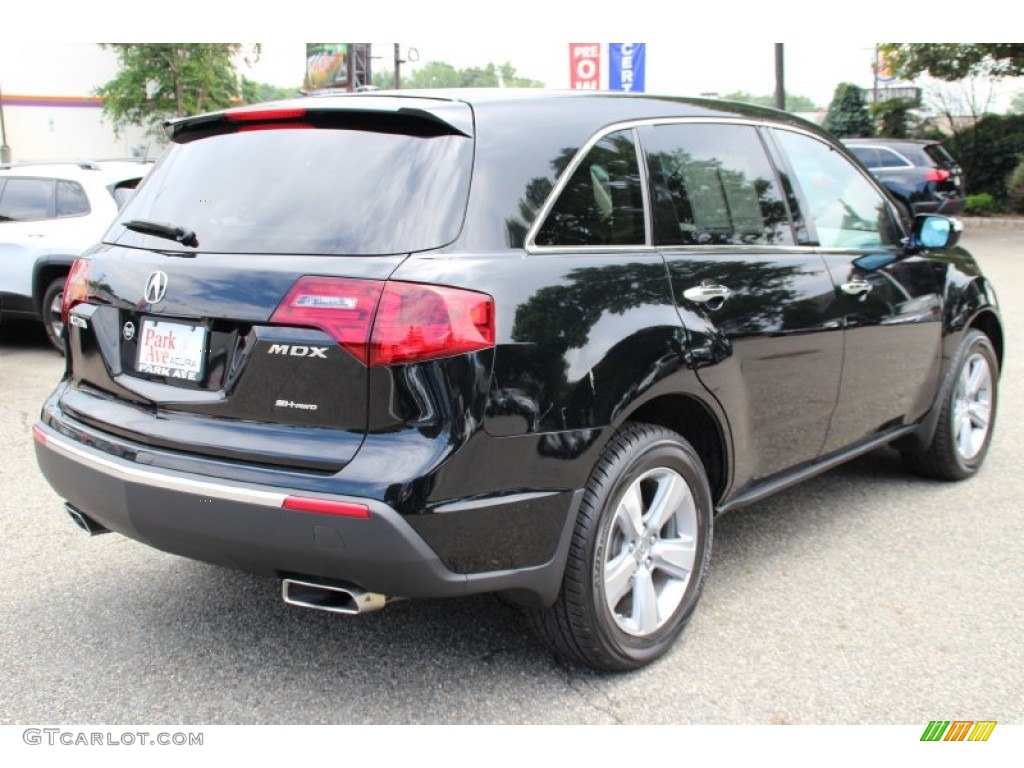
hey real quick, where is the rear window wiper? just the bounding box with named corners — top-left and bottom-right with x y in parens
top-left (123, 219), bottom-right (199, 248)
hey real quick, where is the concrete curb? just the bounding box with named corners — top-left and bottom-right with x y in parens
top-left (960, 217), bottom-right (1024, 229)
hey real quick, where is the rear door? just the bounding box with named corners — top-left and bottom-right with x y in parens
top-left (642, 122), bottom-right (845, 488)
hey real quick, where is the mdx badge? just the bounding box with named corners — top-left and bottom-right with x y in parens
top-left (267, 344), bottom-right (328, 358)
top-left (145, 271), bottom-right (169, 304)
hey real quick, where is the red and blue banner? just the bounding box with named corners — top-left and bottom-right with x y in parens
top-left (609, 44), bottom-right (646, 92)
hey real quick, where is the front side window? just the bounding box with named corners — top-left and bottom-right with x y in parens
top-left (534, 129), bottom-right (645, 247)
top-left (0, 178), bottom-right (54, 222)
top-left (774, 130), bottom-right (901, 249)
top-left (644, 123), bottom-right (792, 247)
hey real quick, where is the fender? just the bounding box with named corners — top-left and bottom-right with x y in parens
top-left (31, 254), bottom-right (78, 315)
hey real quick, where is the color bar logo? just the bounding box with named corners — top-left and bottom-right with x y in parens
top-left (921, 720), bottom-right (997, 741)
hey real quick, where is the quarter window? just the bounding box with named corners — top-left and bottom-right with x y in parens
top-left (644, 123), bottom-right (792, 246)
top-left (534, 129), bottom-right (645, 247)
top-left (57, 180), bottom-right (90, 217)
top-left (775, 130), bottom-right (901, 249)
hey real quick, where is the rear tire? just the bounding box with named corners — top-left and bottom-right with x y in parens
top-left (41, 277), bottom-right (67, 355)
top-left (527, 422), bottom-right (713, 671)
top-left (903, 329), bottom-right (998, 480)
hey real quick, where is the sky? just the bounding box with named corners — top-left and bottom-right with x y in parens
top-left (3, 3), bottom-right (1021, 113)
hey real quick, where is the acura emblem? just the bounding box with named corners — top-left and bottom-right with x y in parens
top-left (145, 271), bottom-right (169, 304)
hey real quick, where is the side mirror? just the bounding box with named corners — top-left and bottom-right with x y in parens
top-left (911, 215), bottom-right (962, 250)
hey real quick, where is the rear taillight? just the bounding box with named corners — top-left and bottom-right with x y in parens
top-left (61, 258), bottom-right (90, 324)
top-left (270, 277), bottom-right (384, 364)
top-left (925, 168), bottom-right (951, 182)
top-left (370, 282), bottom-right (495, 367)
top-left (270, 277), bottom-right (495, 367)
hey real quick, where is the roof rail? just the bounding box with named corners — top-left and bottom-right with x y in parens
top-left (0, 160), bottom-right (102, 170)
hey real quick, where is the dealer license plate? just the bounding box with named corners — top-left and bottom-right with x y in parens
top-left (135, 318), bottom-right (207, 382)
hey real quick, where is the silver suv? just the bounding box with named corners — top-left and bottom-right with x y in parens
top-left (0, 160), bottom-right (152, 350)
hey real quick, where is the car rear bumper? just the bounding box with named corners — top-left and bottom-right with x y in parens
top-left (34, 421), bottom-right (581, 606)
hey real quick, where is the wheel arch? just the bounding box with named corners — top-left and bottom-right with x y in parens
top-left (31, 256), bottom-right (75, 316)
top-left (968, 309), bottom-right (1003, 375)
top-left (618, 392), bottom-right (730, 506)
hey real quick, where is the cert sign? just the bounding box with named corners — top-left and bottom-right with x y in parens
top-left (569, 43), bottom-right (601, 90)
top-left (136, 318), bottom-right (207, 381)
top-left (610, 43), bottom-right (645, 92)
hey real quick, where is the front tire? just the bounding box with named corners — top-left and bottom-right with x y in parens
top-left (903, 329), bottom-right (998, 480)
top-left (528, 422), bottom-right (713, 671)
top-left (41, 276), bottom-right (67, 354)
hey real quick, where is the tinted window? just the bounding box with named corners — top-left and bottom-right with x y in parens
top-left (56, 180), bottom-right (90, 217)
top-left (775, 130), bottom-right (901, 249)
top-left (877, 148), bottom-right (911, 168)
top-left (645, 123), bottom-right (792, 246)
top-left (0, 178), bottom-right (54, 221)
top-left (923, 143), bottom-right (957, 168)
top-left (848, 146), bottom-right (880, 168)
top-left (112, 127), bottom-right (473, 255)
top-left (534, 129), bottom-right (645, 247)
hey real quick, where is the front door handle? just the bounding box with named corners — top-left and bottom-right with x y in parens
top-left (841, 280), bottom-right (873, 296)
top-left (683, 283), bottom-right (733, 304)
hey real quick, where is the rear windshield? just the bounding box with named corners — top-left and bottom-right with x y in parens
top-left (107, 124), bottom-right (473, 255)
top-left (923, 143), bottom-right (957, 168)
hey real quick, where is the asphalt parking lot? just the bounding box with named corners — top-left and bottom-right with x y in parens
top-left (1, 229), bottom-right (1022, 725)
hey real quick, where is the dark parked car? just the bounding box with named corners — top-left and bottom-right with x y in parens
top-left (34, 92), bottom-right (1002, 671)
top-left (842, 138), bottom-right (966, 219)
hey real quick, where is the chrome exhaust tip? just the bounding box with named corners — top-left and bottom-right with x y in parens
top-left (65, 503), bottom-right (111, 536)
top-left (281, 578), bottom-right (388, 615)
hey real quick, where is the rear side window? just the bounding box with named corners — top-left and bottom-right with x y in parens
top-left (56, 180), bottom-right (90, 217)
top-left (110, 179), bottom-right (142, 209)
top-left (0, 178), bottom-right (54, 221)
top-left (533, 129), bottom-right (645, 247)
top-left (644, 123), bottom-right (793, 247)
top-left (111, 125), bottom-right (473, 255)
top-left (848, 146), bottom-right (880, 168)
top-left (877, 148), bottom-right (911, 168)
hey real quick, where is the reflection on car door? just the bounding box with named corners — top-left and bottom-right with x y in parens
top-left (641, 123), bottom-right (844, 489)
top-left (770, 129), bottom-right (942, 453)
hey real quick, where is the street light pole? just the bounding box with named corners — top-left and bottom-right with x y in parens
top-left (774, 43), bottom-right (786, 111)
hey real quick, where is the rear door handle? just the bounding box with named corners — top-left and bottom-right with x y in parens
top-left (683, 284), bottom-right (733, 304)
top-left (841, 280), bottom-right (873, 296)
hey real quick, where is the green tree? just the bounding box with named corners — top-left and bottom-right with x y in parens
top-left (870, 97), bottom-right (920, 138)
top-left (96, 44), bottom-right (257, 136)
top-left (722, 91), bottom-right (819, 112)
top-left (824, 83), bottom-right (874, 138)
top-left (880, 44), bottom-right (1024, 81)
top-left (402, 60), bottom-right (543, 89)
top-left (240, 78), bottom-right (298, 104)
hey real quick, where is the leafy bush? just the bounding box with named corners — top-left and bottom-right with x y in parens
top-left (964, 193), bottom-right (998, 216)
top-left (1008, 158), bottom-right (1024, 214)
top-left (946, 114), bottom-right (1024, 205)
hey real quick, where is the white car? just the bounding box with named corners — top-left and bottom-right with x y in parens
top-left (0, 160), bottom-right (153, 351)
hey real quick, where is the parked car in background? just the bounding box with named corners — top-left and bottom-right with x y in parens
top-left (0, 159), bottom-right (153, 351)
top-left (842, 138), bottom-right (966, 221)
top-left (33, 92), bottom-right (1002, 671)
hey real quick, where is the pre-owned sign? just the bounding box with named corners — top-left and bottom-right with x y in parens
top-left (569, 44), bottom-right (601, 90)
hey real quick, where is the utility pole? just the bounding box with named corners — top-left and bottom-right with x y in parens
top-left (774, 44), bottom-right (785, 111)
top-left (394, 44), bottom-right (402, 89)
top-left (0, 83), bottom-right (11, 163)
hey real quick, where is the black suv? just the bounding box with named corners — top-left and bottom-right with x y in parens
top-left (34, 92), bottom-right (1002, 671)
top-left (842, 138), bottom-right (966, 219)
